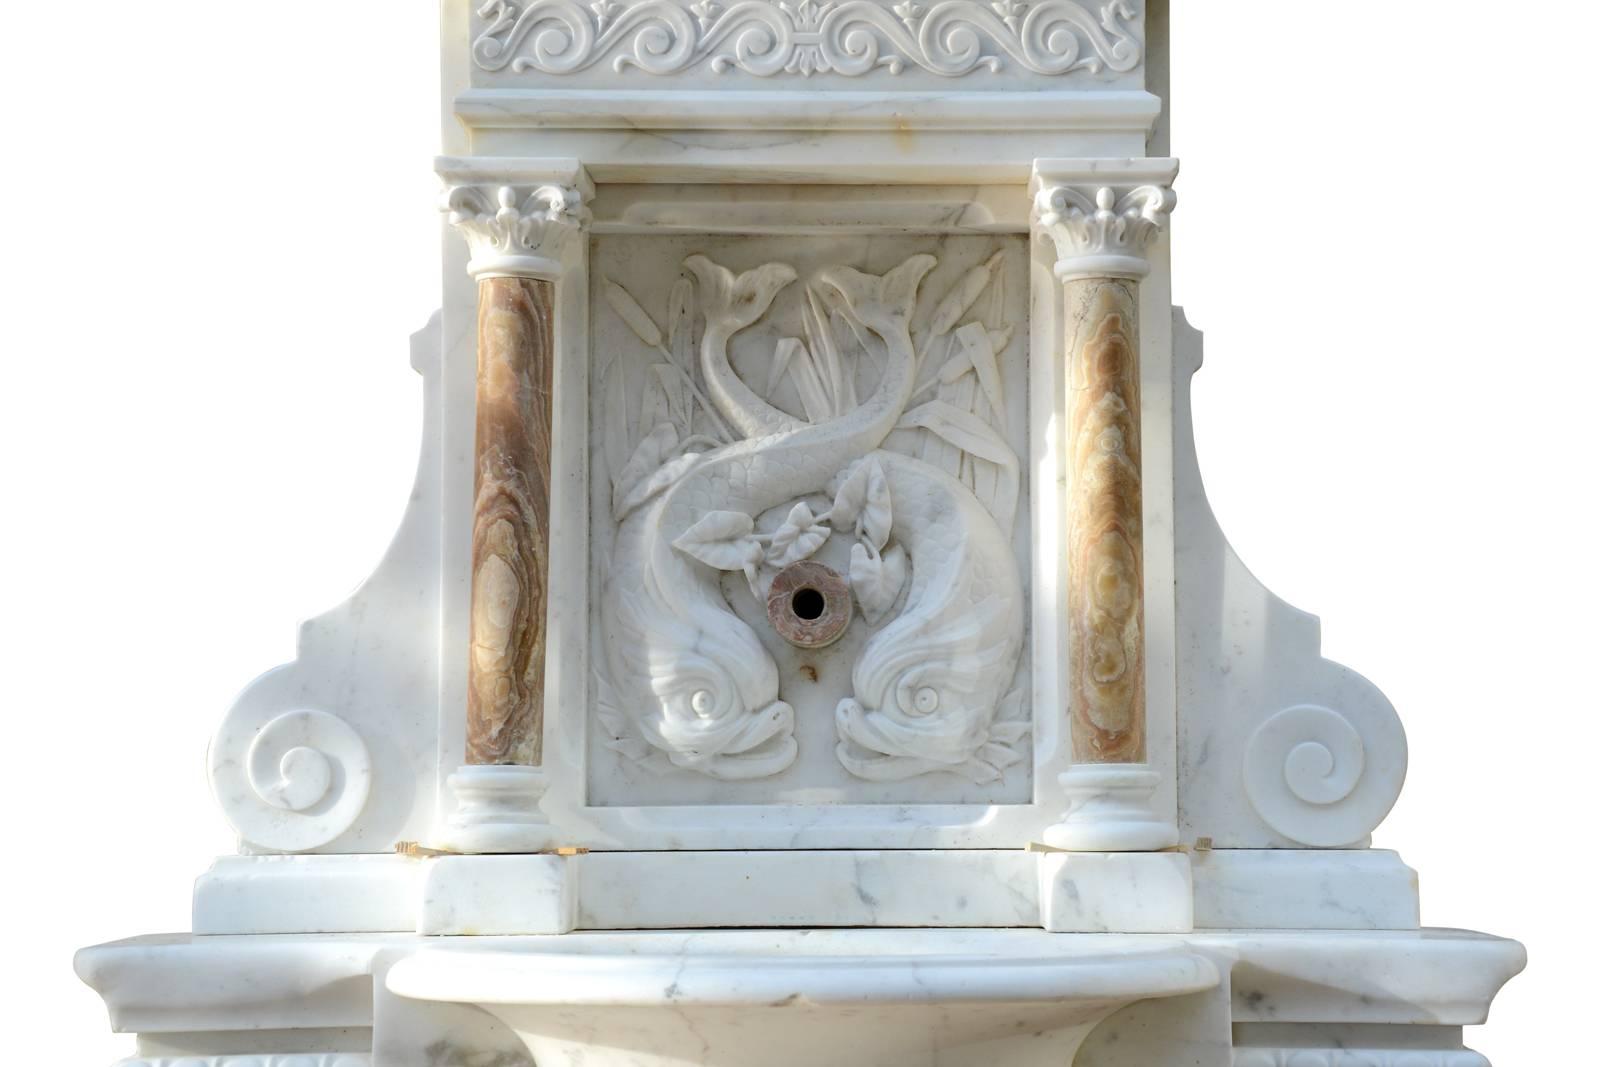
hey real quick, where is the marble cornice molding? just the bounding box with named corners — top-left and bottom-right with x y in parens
top-left (452, 88), bottom-right (1163, 134)
top-left (439, 157), bottom-right (595, 280)
top-left (1030, 157), bottom-right (1177, 280)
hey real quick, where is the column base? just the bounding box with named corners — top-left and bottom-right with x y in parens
top-left (1042, 763), bottom-right (1179, 851)
top-left (442, 765), bottom-right (557, 854)
top-left (1037, 851), bottom-right (1194, 933)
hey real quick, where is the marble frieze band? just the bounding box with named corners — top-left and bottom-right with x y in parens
top-left (471, 0), bottom-right (1144, 79)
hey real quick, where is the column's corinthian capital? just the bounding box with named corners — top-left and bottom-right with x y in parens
top-left (1030, 158), bottom-right (1178, 281)
top-left (439, 157), bottom-right (594, 281)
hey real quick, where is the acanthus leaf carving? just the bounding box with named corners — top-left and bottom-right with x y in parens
top-left (596, 246), bottom-right (1030, 784)
top-left (472, 0), bottom-right (1142, 79)
top-left (1033, 182), bottom-right (1174, 280)
top-left (443, 181), bottom-right (591, 279)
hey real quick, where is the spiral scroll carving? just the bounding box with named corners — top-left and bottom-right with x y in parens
top-left (472, 0), bottom-right (1142, 79)
top-left (1243, 703), bottom-right (1406, 848)
top-left (209, 708), bottom-right (373, 853)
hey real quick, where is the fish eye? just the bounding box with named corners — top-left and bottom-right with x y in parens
top-left (690, 690), bottom-right (716, 717)
top-left (913, 687), bottom-right (939, 714)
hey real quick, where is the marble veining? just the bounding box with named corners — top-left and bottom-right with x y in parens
top-left (1065, 277), bottom-right (1144, 763)
top-left (468, 276), bottom-right (556, 766)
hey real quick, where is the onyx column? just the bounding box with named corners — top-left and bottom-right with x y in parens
top-left (1033, 162), bottom-right (1178, 853)
top-left (441, 163), bottom-right (590, 852)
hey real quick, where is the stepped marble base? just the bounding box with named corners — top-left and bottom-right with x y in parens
top-left (77, 928), bottom-right (1522, 1067)
top-left (192, 849), bottom-right (1421, 935)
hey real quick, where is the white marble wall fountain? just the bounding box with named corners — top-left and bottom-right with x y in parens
top-left (77, 4), bottom-right (1524, 1066)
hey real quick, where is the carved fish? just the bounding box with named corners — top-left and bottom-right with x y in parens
top-left (601, 253), bottom-right (935, 779)
top-left (636, 252), bottom-right (1026, 782)
top-left (833, 451), bottom-right (1024, 783)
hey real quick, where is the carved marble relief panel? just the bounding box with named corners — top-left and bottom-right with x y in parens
top-left (588, 234), bottom-right (1033, 806)
top-left (470, 0), bottom-right (1146, 86)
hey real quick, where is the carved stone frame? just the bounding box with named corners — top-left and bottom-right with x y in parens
top-left (425, 170), bottom-right (1180, 850)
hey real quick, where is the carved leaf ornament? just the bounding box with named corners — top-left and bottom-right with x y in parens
top-left (832, 456), bottom-right (892, 550)
top-left (473, 0), bottom-right (1142, 78)
top-left (851, 541), bottom-right (907, 624)
top-left (675, 509), bottom-right (767, 593)
top-left (767, 501), bottom-right (833, 567)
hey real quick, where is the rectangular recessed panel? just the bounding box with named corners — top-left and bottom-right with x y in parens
top-left (588, 233), bottom-right (1033, 807)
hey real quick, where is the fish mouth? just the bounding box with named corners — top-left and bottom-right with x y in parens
top-left (683, 700), bottom-right (797, 780)
top-left (725, 699), bottom-right (794, 750)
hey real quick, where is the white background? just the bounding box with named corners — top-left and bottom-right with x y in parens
top-left (1, 3), bottom-right (1595, 1063)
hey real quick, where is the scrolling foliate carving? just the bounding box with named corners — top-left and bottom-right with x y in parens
top-left (472, 0), bottom-right (1141, 79)
top-left (595, 246), bottom-right (1028, 783)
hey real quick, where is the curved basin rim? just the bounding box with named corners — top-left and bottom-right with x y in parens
top-left (386, 947), bottom-right (1221, 1008)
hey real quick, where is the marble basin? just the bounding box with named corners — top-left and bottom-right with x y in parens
top-left (386, 929), bottom-right (1218, 1067)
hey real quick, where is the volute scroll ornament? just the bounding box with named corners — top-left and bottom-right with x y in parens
top-left (209, 708), bottom-right (373, 853)
top-left (1243, 701), bottom-right (1407, 848)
